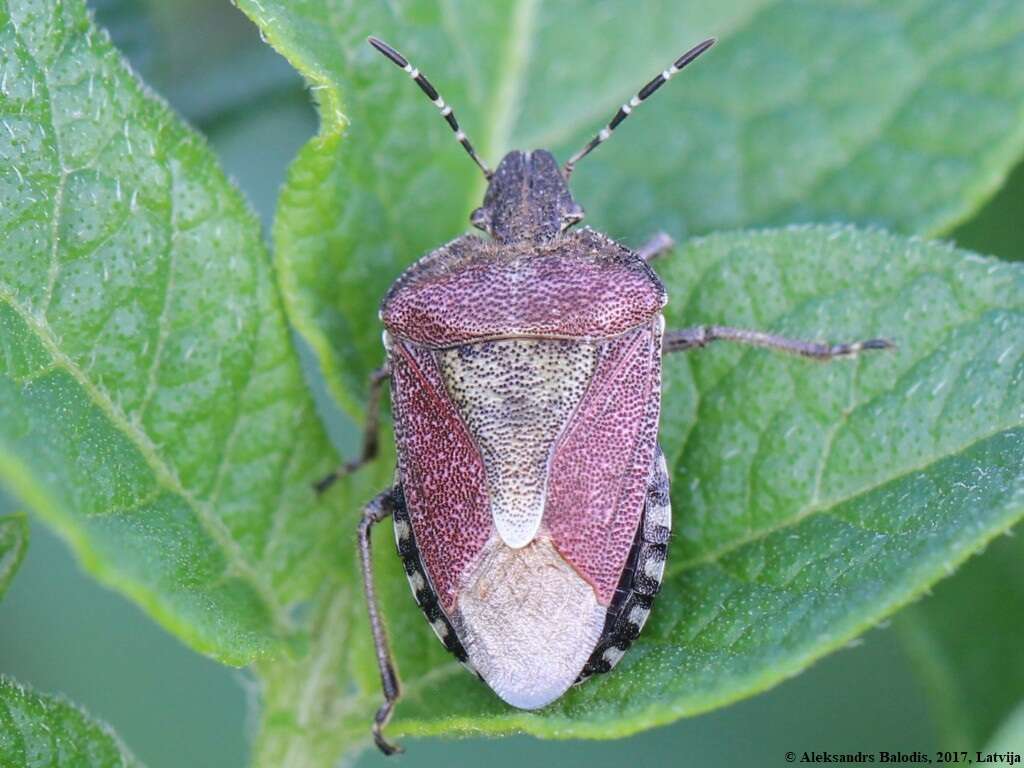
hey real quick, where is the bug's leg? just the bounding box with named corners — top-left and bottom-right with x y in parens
top-left (359, 487), bottom-right (404, 756)
top-left (664, 325), bottom-right (894, 359)
top-left (315, 364), bottom-right (391, 494)
top-left (636, 232), bottom-right (675, 262)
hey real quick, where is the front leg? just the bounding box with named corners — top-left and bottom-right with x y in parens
top-left (664, 325), bottom-right (893, 359)
top-left (358, 487), bottom-right (404, 756)
top-left (315, 363), bottom-right (391, 494)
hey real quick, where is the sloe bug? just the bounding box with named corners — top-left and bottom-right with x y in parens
top-left (316, 35), bottom-right (893, 754)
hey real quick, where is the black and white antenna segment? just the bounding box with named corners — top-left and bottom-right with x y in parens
top-left (368, 36), bottom-right (493, 179)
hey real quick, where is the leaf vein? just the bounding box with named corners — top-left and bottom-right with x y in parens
top-left (0, 287), bottom-right (293, 633)
top-left (673, 422), bottom-right (1020, 578)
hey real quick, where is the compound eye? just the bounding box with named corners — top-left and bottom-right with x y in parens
top-left (562, 203), bottom-right (585, 229)
top-left (470, 206), bottom-right (491, 232)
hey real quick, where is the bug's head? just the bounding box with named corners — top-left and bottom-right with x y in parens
top-left (470, 150), bottom-right (584, 244)
top-left (367, 34), bottom-right (716, 247)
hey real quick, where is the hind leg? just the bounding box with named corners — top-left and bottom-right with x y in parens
top-left (358, 487), bottom-right (404, 756)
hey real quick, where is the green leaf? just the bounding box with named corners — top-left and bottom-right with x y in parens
top-left (252, 226), bottom-right (1024, 764)
top-left (0, 512), bottom-right (26, 599)
top-left (0, 518), bottom-right (139, 767)
top-left (236, 0), bottom-right (1024, 417)
top-left (901, 154), bottom-right (1024, 752)
top-left (0, 0), bottom-right (337, 664)
top-left (897, 531), bottom-right (1024, 750)
top-left (0, 677), bottom-right (140, 768)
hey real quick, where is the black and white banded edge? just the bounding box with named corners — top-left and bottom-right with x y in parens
top-left (577, 446), bottom-right (672, 681)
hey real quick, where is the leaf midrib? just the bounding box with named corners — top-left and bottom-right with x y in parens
top-left (9, 7), bottom-right (69, 320)
top-left (669, 422), bottom-right (1020, 581)
top-left (292, 411), bottom-right (1023, 744)
top-left (481, 0), bottom-right (538, 164)
top-left (392, 465), bottom-right (1023, 742)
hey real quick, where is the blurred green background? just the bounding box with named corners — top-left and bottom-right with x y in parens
top-left (0, 1), bottom-right (1020, 766)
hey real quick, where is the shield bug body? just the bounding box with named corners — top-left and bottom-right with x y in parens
top-left (320, 36), bottom-right (893, 755)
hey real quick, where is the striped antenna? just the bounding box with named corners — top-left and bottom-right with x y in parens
top-left (368, 36), bottom-right (492, 179)
top-left (563, 38), bottom-right (716, 178)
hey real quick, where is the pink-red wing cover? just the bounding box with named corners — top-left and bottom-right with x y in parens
top-left (388, 339), bottom-right (492, 614)
top-left (388, 321), bottom-right (662, 612)
top-left (546, 323), bottom-right (662, 604)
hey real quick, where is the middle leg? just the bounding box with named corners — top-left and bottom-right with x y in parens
top-left (664, 325), bottom-right (893, 360)
top-left (315, 363), bottom-right (391, 494)
top-left (636, 231), bottom-right (675, 262)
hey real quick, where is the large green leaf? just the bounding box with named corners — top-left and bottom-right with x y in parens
top-left (897, 532), bottom-right (1024, 750)
top-left (0, 513), bottom-right (26, 599)
top-left (0, 677), bottom-right (140, 768)
top-left (0, 0), bottom-right (337, 665)
top-left (236, 0), bottom-right (1024, 417)
top-left (252, 227), bottom-right (1024, 764)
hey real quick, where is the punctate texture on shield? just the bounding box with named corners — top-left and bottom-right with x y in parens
top-left (546, 325), bottom-right (662, 604)
top-left (381, 230), bottom-right (666, 344)
top-left (437, 339), bottom-right (599, 549)
top-left (388, 339), bottom-right (492, 613)
top-left (383, 232), bottom-right (666, 708)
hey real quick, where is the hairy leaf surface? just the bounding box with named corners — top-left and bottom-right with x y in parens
top-left (0, 0), bottom-right (337, 664)
top-left (0, 677), bottom-right (140, 768)
top-left (4, 1), bottom-right (1024, 763)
